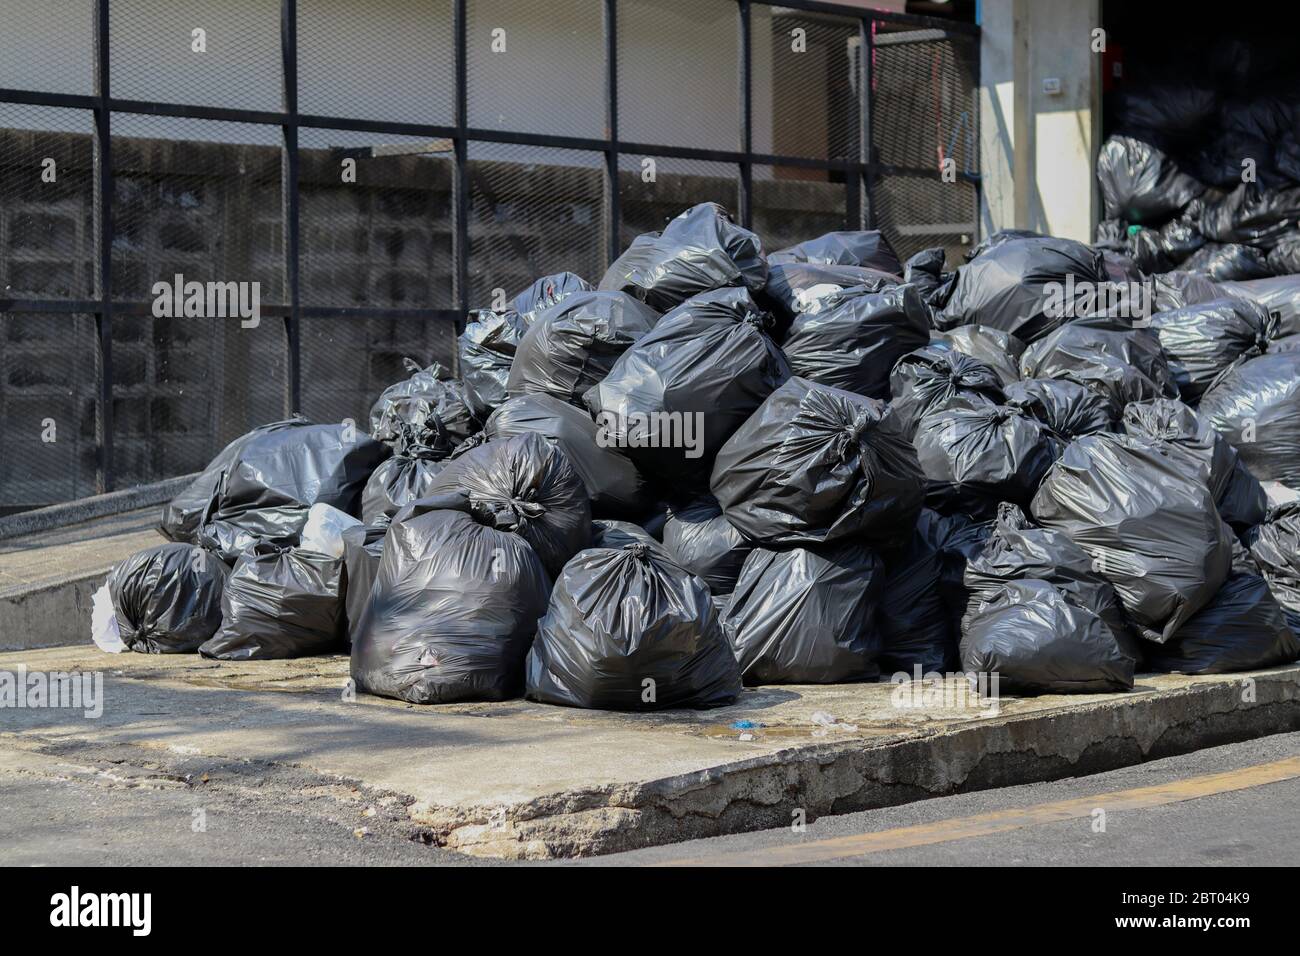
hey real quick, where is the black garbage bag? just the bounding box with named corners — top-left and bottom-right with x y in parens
top-left (1145, 568), bottom-right (1299, 675)
top-left (509, 271), bottom-right (593, 322)
top-left (721, 540), bottom-right (885, 684)
top-left (485, 394), bottom-right (650, 519)
top-left (506, 291), bottom-right (660, 407)
top-left (370, 360), bottom-right (478, 450)
top-left (905, 246), bottom-right (959, 308)
top-left (937, 236), bottom-right (1108, 343)
top-left (960, 579), bottom-right (1136, 693)
top-left (360, 429), bottom-right (452, 527)
top-left (351, 505), bottom-right (553, 704)
top-left (964, 229), bottom-right (1045, 261)
top-left (1181, 242), bottom-right (1271, 282)
top-left (781, 283), bottom-right (930, 399)
top-left (598, 202), bottom-right (767, 312)
top-left (107, 543), bottom-right (228, 654)
top-left (888, 345), bottom-right (1005, 439)
top-left (199, 545), bottom-right (345, 660)
top-left (197, 421), bottom-right (391, 563)
top-left (1018, 316), bottom-right (1178, 412)
top-left (710, 376), bottom-right (924, 547)
top-left (458, 309), bottom-right (529, 421)
top-left (585, 286), bottom-right (790, 485)
top-left (525, 544), bottom-right (741, 710)
top-left (1199, 351), bottom-right (1300, 487)
top-left (424, 433), bottom-right (591, 578)
top-left (340, 523), bottom-right (385, 644)
top-left (912, 405), bottom-right (1062, 519)
top-left (590, 518), bottom-right (670, 557)
top-left (877, 522), bottom-right (957, 675)
top-left (1095, 218), bottom-right (1128, 253)
top-left (1030, 433), bottom-right (1233, 643)
top-left (159, 419), bottom-right (305, 544)
top-left (1127, 208), bottom-right (1208, 273)
top-left (1097, 135), bottom-right (1205, 225)
top-left (933, 325), bottom-right (1024, 388)
top-left (641, 502), bottom-right (671, 541)
top-left (1200, 183), bottom-right (1300, 249)
top-left (1247, 502), bottom-right (1300, 633)
top-left (662, 495), bottom-right (754, 595)
top-left (1121, 397), bottom-right (1267, 532)
top-left (1003, 377), bottom-right (1115, 440)
top-left (963, 502), bottom-right (1139, 658)
top-left (1219, 275), bottom-right (1300, 338)
top-left (1150, 296), bottom-right (1274, 402)
top-left (1110, 84), bottom-right (1219, 144)
top-left (769, 229), bottom-right (903, 276)
top-left (1266, 236), bottom-right (1300, 278)
top-left (917, 508), bottom-right (993, 633)
top-left (760, 263), bottom-right (898, 336)
top-left (1151, 271), bottom-right (1222, 313)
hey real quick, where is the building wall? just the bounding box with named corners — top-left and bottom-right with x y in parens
top-left (978, 0), bottom-right (1100, 242)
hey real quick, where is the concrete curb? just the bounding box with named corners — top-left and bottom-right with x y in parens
top-left (0, 475), bottom-right (194, 541)
top-left (413, 667), bottom-right (1300, 859)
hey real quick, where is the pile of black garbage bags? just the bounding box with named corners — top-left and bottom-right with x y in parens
top-left (1096, 52), bottom-right (1300, 286)
top-left (101, 201), bottom-right (1300, 711)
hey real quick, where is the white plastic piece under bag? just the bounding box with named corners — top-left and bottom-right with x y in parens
top-left (299, 502), bottom-right (363, 559)
top-left (90, 581), bottom-right (127, 653)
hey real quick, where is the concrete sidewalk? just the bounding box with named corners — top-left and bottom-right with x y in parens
top-left (0, 509), bottom-right (163, 651)
top-left (4, 644), bottom-right (1299, 859)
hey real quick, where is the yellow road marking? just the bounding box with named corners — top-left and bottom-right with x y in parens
top-left (658, 755), bottom-right (1300, 866)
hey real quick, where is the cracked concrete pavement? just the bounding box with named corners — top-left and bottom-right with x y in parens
top-left (3, 644), bottom-right (1299, 861)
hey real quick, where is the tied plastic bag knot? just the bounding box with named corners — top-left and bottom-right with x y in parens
top-left (836, 411), bottom-right (873, 459)
top-left (626, 542), bottom-right (651, 560)
top-left (742, 310), bottom-right (773, 332)
top-left (478, 496), bottom-right (545, 533)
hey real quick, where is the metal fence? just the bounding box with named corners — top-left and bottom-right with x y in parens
top-left (0, 0), bottom-right (979, 511)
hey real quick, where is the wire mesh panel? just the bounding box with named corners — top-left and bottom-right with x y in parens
top-left (0, 0), bottom-right (94, 96)
top-left (468, 0), bottom-right (605, 137)
top-left (109, 0), bottom-right (282, 111)
top-left (0, 0), bottom-right (981, 507)
top-left (0, 313), bottom-right (99, 511)
top-left (0, 105), bottom-right (95, 300)
top-left (751, 7), bottom-right (860, 161)
top-left (870, 172), bottom-right (977, 264)
top-left (870, 23), bottom-right (979, 175)
top-left (299, 315), bottom-right (457, 427)
top-left (466, 142), bottom-right (606, 308)
top-left (617, 155), bottom-right (741, 250)
top-left (110, 312), bottom-right (287, 487)
top-left (110, 115), bottom-right (284, 306)
top-left (869, 23), bottom-right (979, 266)
top-left (618, 0), bottom-right (739, 151)
top-left (299, 127), bottom-right (454, 309)
top-left (751, 164), bottom-right (849, 254)
top-left (298, 0), bottom-right (455, 125)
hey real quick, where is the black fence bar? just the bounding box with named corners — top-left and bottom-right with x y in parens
top-left (452, 0), bottom-right (469, 328)
top-left (281, 0), bottom-right (302, 415)
top-left (604, 0), bottom-right (621, 264)
top-left (861, 15), bottom-right (874, 229)
top-left (738, 0), bottom-right (753, 229)
top-left (92, 0), bottom-right (114, 493)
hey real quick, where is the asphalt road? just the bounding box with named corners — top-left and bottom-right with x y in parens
top-left (590, 731), bottom-right (1300, 866)
top-left (2, 732), bottom-right (1298, 866)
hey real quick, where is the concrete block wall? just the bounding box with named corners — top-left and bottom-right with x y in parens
top-left (3, 128), bottom-right (852, 511)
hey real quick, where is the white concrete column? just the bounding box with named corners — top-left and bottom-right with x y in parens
top-left (979, 0), bottom-right (1101, 243)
